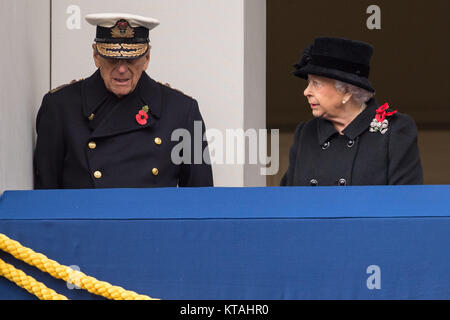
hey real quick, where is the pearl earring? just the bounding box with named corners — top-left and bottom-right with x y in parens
top-left (342, 100), bottom-right (347, 104)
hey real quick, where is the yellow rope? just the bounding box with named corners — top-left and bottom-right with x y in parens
top-left (0, 258), bottom-right (68, 300)
top-left (0, 233), bottom-right (158, 300)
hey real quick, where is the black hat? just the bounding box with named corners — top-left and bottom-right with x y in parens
top-left (85, 13), bottom-right (160, 59)
top-left (293, 37), bottom-right (375, 93)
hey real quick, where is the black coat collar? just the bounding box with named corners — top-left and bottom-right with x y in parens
top-left (343, 98), bottom-right (379, 140)
top-left (317, 98), bottom-right (379, 145)
top-left (82, 70), bottom-right (163, 139)
top-left (82, 69), bottom-right (109, 119)
top-left (137, 72), bottom-right (162, 119)
top-left (82, 70), bottom-right (162, 119)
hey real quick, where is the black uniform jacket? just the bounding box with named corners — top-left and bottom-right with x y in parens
top-left (281, 98), bottom-right (423, 186)
top-left (34, 70), bottom-right (213, 189)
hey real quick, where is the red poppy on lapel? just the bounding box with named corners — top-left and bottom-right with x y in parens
top-left (375, 103), bottom-right (397, 123)
top-left (370, 103), bottom-right (398, 134)
top-left (136, 106), bottom-right (149, 125)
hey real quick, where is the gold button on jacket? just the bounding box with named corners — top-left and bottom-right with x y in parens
top-left (93, 171), bottom-right (102, 179)
top-left (152, 168), bottom-right (159, 176)
top-left (88, 141), bottom-right (97, 149)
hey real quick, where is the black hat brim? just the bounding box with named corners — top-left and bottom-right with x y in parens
top-left (293, 64), bottom-right (375, 93)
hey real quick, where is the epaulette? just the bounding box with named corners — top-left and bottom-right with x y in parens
top-left (49, 78), bottom-right (83, 94)
top-left (158, 81), bottom-right (192, 98)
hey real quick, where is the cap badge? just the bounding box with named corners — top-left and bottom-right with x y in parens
top-left (111, 19), bottom-right (135, 38)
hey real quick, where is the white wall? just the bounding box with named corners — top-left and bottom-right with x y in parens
top-left (244, 0), bottom-right (266, 186)
top-left (0, 0), bottom-right (50, 193)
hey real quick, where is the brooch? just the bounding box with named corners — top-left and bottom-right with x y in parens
top-left (370, 103), bottom-right (397, 134)
top-left (136, 105), bottom-right (149, 125)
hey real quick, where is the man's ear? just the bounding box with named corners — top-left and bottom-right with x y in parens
top-left (92, 44), bottom-right (101, 68)
top-left (142, 46), bottom-right (151, 70)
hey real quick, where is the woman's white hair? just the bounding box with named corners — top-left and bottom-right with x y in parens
top-left (334, 80), bottom-right (374, 106)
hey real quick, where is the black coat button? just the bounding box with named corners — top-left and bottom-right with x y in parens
top-left (310, 179), bottom-right (319, 186)
top-left (347, 140), bottom-right (355, 148)
top-left (338, 178), bottom-right (347, 186)
top-left (322, 142), bottom-right (330, 150)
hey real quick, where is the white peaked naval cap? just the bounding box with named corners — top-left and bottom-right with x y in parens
top-left (85, 13), bottom-right (160, 59)
top-left (85, 13), bottom-right (160, 30)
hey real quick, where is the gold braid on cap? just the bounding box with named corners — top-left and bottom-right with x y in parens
top-left (96, 43), bottom-right (148, 58)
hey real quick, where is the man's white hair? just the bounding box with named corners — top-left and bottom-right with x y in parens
top-left (335, 80), bottom-right (374, 106)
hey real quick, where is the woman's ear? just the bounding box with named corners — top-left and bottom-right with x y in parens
top-left (343, 91), bottom-right (353, 104)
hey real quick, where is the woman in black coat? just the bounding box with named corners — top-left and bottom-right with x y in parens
top-left (281, 37), bottom-right (423, 186)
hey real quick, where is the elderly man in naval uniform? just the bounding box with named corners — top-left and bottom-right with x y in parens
top-left (34, 13), bottom-right (213, 189)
